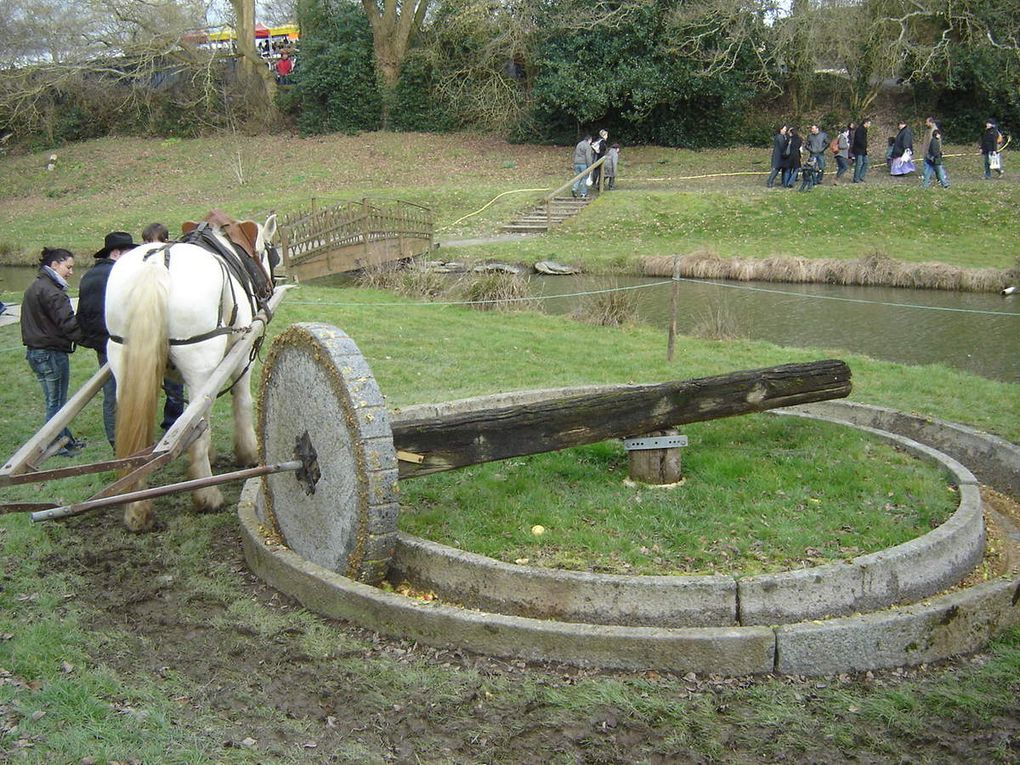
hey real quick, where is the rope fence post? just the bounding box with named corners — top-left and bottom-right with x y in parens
top-left (667, 256), bottom-right (680, 362)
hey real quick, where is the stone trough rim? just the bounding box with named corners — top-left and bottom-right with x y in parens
top-left (387, 411), bottom-right (982, 627)
top-left (238, 401), bottom-right (1020, 675)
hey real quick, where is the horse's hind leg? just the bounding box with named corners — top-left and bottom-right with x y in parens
top-left (232, 367), bottom-right (258, 468)
top-left (188, 427), bottom-right (224, 513)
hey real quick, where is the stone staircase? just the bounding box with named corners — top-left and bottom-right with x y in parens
top-left (500, 194), bottom-right (595, 234)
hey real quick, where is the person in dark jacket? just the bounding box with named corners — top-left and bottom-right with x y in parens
top-left (922, 128), bottom-right (950, 189)
top-left (782, 128), bottom-right (802, 188)
top-left (590, 129), bottom-right (609, 190)
top-left (766, 125), bottom-right (788, 188)
top-left (890, 120), bottom-right (913, 160)
top-left (21, 247), bottom-right (85, 456)
top-left (852, 118), bottom-right (871, 183)
top-left (78, 231), bottom-right (137, 447)
top-left (980, 119), bottom-right (1004, 179)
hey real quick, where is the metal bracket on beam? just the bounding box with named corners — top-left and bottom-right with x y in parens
top-left (622, 435), bottom-right (688, 452)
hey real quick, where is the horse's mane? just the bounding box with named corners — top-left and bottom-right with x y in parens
top-left (182, 208), bottom-right (259, 260)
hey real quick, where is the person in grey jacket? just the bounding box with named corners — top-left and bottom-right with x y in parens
top-left (834, 124), bottom-right (851, 183)
top-left (805, 124), bottom-right (829, 182)
top-left (572, 135), bottom-right (593, 198)
top-left (604, 144), bottom-right (620, 189)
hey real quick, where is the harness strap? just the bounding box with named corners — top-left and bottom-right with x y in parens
top-left (109, 326), bottom-right (238, 347)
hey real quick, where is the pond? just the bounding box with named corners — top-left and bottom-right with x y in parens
top-left (3, 266), bottom-right (1017, 383)
top-left (524, 274), bottom-right (1019, 384)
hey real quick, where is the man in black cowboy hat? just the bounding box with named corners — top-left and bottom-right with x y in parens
top-left (77, 231), bottom-right (138, 447)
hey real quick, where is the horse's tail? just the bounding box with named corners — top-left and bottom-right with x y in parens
top-left (114, 258), bottom-right (169, 460)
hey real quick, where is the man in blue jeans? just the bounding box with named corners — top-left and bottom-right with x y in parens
top-left (21, 247), bottom-right (86, 457)
top-left (572, 135), bottom-right (593, 198)
top-left (852, 117), bottom-right (871, 183)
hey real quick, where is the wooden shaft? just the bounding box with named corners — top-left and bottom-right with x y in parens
top-left (2, 363), bottom-right (111, 477)
top-left (30, 460), bottom-right (303, 523)
top-left (392, 359), bottom-right (851, 478)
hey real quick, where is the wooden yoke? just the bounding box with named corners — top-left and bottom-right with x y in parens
top-left (390, 359), bottom-right (851, 479)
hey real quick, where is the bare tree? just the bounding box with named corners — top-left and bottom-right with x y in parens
top-left (0, 0), bottom-right (273, 141)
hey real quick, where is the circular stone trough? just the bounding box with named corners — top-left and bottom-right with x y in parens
top-left (241, 332), bottom-right (1020, 675)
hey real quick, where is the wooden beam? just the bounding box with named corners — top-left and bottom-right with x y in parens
top-left (391, 359), bottom-right (851, 478)
top-left (2, 364), bottom-right (110, 477)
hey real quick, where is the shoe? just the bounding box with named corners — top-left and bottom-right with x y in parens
top-left (58, 437), bottom-right (86, 457)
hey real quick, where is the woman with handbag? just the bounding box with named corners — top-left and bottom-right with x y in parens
top-left (981, 119), bottom-right (1004, 179)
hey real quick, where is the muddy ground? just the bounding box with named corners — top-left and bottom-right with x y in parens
top-left (44, 489), bottom-right (1020, 765)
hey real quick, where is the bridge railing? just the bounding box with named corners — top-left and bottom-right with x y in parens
top-left (278, 198), bottom-right (433, 277)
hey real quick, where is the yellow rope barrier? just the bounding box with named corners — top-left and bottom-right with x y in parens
top-left (438, 187), bottom-right (552, 231)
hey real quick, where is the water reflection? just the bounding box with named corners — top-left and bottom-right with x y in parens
top-left (526, 275), bottom-right (1019, 383)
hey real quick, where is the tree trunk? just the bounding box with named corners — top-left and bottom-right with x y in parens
top-left (231, 0), bottom-right (278, 109)
top-left (392, 359), bottom-right (852, 478)
top-left (361, 0), bottom-right (430, 127)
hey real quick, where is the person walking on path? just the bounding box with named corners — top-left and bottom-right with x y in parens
top-left (141, 223), bottom-right (187, 432)
top-left (77, 231), bottom-right (137, 448)
top-left (833, 124), bottom-right (851, 183)
top-left (782, 128), bottom-right (803, 188)
top-left (852, 118), bottom-right (871, 183)
top-left (766, 125), bottom-right (788, 188)
top-left (806, 124), bottom-right (829, 183)
top-left (890, 119), bottom-right (915, 175)
top-left (590, 129), bottom-right (609, 190)
top-left (572, 135), bottom-right (593, 198)
top-left (21, 247), bottom-right (85, 457)
top-left (603, 143), bottom-right (620, 190)
top-left (981, 119), bottom-right (1004, 178)
top-left (922, 128), bottom-right (950, 189)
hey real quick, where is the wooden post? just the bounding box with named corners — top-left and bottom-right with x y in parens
top-left (667, 257), bottom-right (679, 362)
top-left (361, 198), bottom-right (371, 264)
top-left (627, 429), bottom-right (682, 485)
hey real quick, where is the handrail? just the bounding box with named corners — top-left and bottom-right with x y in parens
top-left (544, 156), bottom-right (608, 204)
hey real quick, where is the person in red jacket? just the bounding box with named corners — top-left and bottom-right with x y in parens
top-left (275, 51), bottom-right (294, 84)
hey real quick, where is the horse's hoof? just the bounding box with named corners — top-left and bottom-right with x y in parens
top-left (193, 487), bottom-right (225, 514)
top-left (123, 504), bottom-right (155, 533)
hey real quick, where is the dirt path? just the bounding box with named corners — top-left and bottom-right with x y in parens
top-left (41, 491), bottom-right (1019, 764)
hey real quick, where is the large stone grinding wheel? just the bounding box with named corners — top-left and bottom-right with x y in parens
top-left (258, 323), bottom-right (398, 584)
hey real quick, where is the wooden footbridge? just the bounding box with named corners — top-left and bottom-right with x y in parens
top-left (278, 198), bottom-right (433, 282)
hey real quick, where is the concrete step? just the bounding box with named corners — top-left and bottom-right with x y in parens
top-left (501, 225), bottom-right (550, 233)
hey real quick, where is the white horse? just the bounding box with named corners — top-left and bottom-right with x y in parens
top-left (105, 211), bottom-right (278, 532)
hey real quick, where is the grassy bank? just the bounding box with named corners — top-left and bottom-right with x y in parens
top-left (1, 286), bottom-right (1018, 762)
top-left (0, 134), bottom-right (1017, 278)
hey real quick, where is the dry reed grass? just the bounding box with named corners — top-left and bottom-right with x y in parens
top-left (690, 300), bottom-right (746, 340)
top-left (396, 260), bottom-right (448, 300)
top-left (571, 285), bottom-right (638, 326)
top-left (644, 252), bottom-right (1013, 292)
top-left (460, 272), bottom-right (533, 311)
